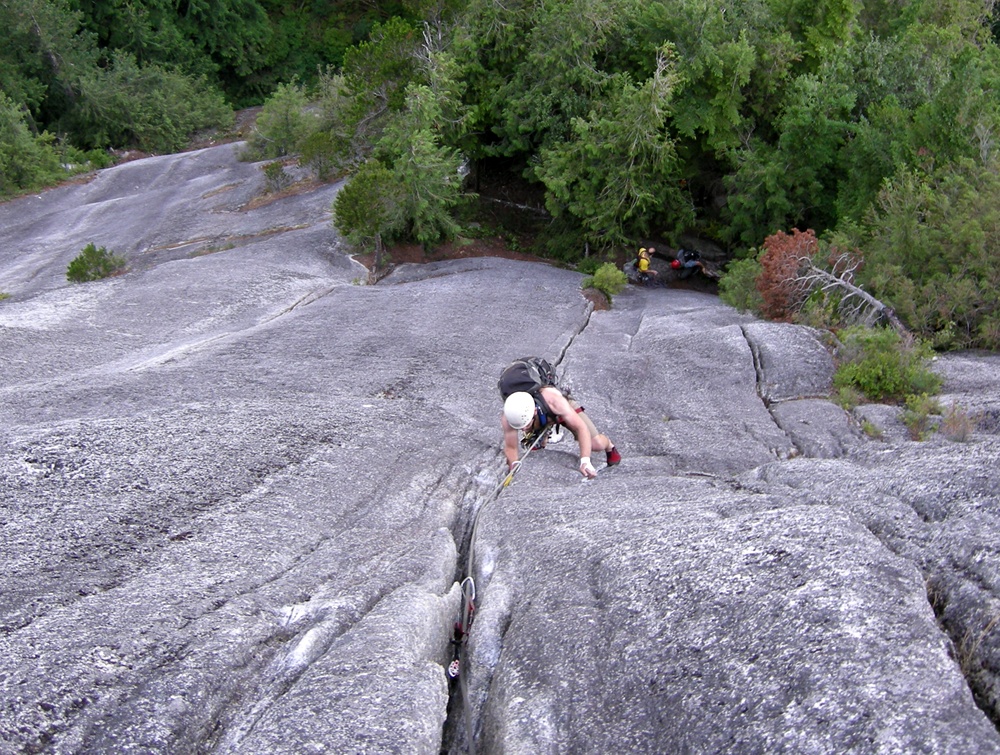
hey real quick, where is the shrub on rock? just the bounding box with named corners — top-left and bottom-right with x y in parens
top-left (66, 243), bottom-right (126, 283)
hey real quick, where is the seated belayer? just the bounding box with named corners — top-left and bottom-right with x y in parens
top-left (498, 356), bottom-right (620, 479)
top-left (671, 247), bottom-right (704, 279)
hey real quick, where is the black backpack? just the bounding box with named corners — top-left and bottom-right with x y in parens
top-left (498, 357), bottom-right (557, 400)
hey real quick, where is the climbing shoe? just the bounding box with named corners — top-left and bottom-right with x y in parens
top-left (606, 447), bottom-right (621, 466)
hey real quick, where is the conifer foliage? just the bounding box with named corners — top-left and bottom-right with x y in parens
top-left (4, 0), bottom-right (1000, 351)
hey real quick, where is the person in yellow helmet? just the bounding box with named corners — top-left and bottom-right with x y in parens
top-left (636, 246), bottom-right (658, 284)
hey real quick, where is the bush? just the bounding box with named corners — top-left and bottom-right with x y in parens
top-left (940, 403), bottom-right (976, 442)
top-left (0, 92), bottom-right (65, 196)
top-left (833, 384), bottom-right (866, 410)
top-left (74, 52), bottom-right (231, 154)
top-left (832, 326), bottom-right (942, 403)
top-left (262, 161), bottom-right (292, 192)
top-left (902, 393), bottom-right (942, 441)
top-left (242, 81), bottom-right (315, 160)
top-left (582, 263), bottom-right (627, 304)
top-left (67, 243), bottom-right (127, 283)
top-left (718, 252), bottom-right (764, 314)
top-left (860, 419), bottom-right (883, 440)
top-left (576, 256), bottom-right (604, 276)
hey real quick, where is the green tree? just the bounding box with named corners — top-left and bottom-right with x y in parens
top-left (0, 0), bottom-right (98, 128)
top-left (312, 69), bottom-right (357, 165)
top-left (244, 80), bottom-right (315, 159)
top-left (299, 131), bottom-right (339, 180)
top-left (457, 0), bottom-right (646, 161)
top-left (768, 0), bottom-right (863, 65)
top-left (0, 92), bottom-right (64, 195)
top-left (342, 16), bottom-right (423, 146)
top-left (71, 0), bottom-right (271, 85)
top-left (72, 51), bottom-right (231, 153)
top-left (834, 12), bottom-right (1000, 221)
top-left (536, 49), bottom-right (690, 250)
top-left (853, 158), bottom-right (1000, 350)
top-left (725, 66), bottom-right (855, 246)
top-left (333, 159), bottom-right (405, 270)
top-left (376, 84), bottom-right (469, 245)
top-left (636, 1), bottom-right (764, 154)
top-left (176, 0), bottom-right (271, 79)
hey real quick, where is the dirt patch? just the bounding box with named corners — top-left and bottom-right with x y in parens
top-left (241, 177), bottom-right (327, 211)
top-left (355, 235), bottom-right (555, 271)
top-left (583, 287), bottom-right (611, 311)
top-left (188, 107), bottom-right (262, 151)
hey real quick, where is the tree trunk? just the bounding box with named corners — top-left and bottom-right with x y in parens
top-left (799, 262), bottom-right (912, 342)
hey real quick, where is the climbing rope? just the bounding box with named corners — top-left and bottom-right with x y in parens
top-left (446, 428), bottom-right (548, 752)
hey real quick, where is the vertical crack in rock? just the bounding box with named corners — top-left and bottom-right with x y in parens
top-left (441, 461), bottom-right (507, 755)
top-left (739, 324), bottom-right (801, 458)
top-left (552, 299), bottom-right (594, 369)
top-left (740, 324), bottom-right (772, 410)
top-left (442, 306), bottom-right (596, 753)
top-left (924, 572), bottom-right (1000, 731)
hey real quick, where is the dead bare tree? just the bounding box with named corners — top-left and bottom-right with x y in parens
top-left (797, 252), bottom-right (912, 342)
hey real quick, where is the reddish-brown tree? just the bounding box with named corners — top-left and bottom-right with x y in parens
top-left (756, 228), bottom-right (818, 321)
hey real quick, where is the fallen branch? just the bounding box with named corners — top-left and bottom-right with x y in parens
top-left (480, 196), bottom-right (550, 216)
top-left (797, 254), bottom-right (912, 342)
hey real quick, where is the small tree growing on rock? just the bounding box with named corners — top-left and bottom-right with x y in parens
top-left (243, 81), bottom-right (316, 160)
top-left (299, 131), bottom-right (339, 181)
top-left (582, 263), bottom-right (627, 306)
top-left (66, 243), bottom-right (127, 282)
top-left (261, 160), bottom-right (292, 193)
top-left (333, 160), bottom-right (405, 278)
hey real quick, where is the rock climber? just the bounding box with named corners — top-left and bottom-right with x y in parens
top-left (498, 357), bottom-right (620, 479)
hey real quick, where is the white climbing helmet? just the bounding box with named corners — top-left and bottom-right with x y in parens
top-left (504, 392), bottom-right (536, 430)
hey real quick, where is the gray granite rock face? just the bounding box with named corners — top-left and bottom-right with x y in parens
top-left (1, 145), bottom-right (999, 753)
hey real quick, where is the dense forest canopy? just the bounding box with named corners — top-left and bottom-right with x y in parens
top-left (2, 0), bottom-right (999, 348)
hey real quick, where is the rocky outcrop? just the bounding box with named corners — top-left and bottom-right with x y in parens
top-left (1, 144), bottom-right (998, 753)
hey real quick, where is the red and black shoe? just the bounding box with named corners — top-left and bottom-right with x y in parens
top-left (606, 446), bottom-right (621, 466)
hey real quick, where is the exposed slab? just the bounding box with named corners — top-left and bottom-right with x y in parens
top-left (2, 144), bottom-right (999, 754)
